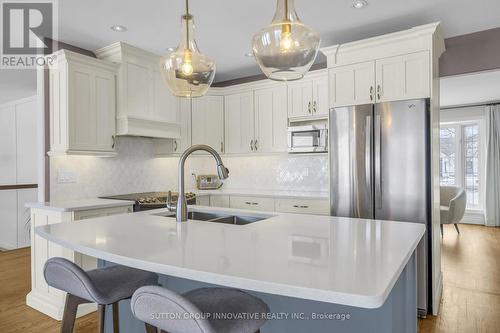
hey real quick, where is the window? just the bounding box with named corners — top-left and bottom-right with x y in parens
top-left (439, 122), bottom-right (483, 210)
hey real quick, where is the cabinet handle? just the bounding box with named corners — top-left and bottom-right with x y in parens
top-left (314, 101), bottom-right (317, 113)
top-left (377, 85), bottom-right (381, 100)
top-left (308, 101), bottom-right (311, 114)
top-left (254, 139), bottom-right (258, 151)
top-left (174, 140), bottom-right (178, 152)
top-left (250, 139), bottom-right (254, 151)
top-left (293, 205), bottom-right (309, 208)
top-left (220, 141), bottom-right (224, 152)
top-left (111, 135), bottom-right (115, 149)
top-left (370, 86), bottom-right (374, 101)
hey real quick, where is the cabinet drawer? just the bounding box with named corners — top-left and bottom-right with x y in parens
top-left (210, 195), bottom-right (230, 208)
top-left (275, 198), bottom-right (329, 215)
top-left (196, 195), bottom-right (210, 206)
top-left (230, 196), bottom-right (275, 212)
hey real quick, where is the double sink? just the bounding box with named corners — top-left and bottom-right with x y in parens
top-left (153, 210), bottom-right (270, 225)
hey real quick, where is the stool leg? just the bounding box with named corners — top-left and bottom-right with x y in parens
top-left (60, 294), bottom-right (87, 333)
top-left (97, 304), bottom-right (105, 333)
top-left (112, 302), bottom-right (120, 333)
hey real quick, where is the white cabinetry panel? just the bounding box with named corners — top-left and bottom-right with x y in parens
top-left (254, 86), bottom-right (287, 153)
top-left (15, 99), bottom-right (38, 184)
top-left (275, 198), bottom-right (329, 215)
top-left (312, 75), bottom-right (329, 116)
top-left (288, 80), bottom-right (313, 118)
top-left (192, 96), bottom-right (224, 153)
top-left (375, 51), bottom-right (430, 102)
top-left (329, 61), bottom-right (375, 107)
top-left (17, 188), bottom-right (38, 248)
top-left (230, 196), bottom-right (275, 212)
top-left (224, 92), bottom-right (254, 154)
top-left (0, 105), bottom-right (16, 185)
top-left (0, 190), bottom-right (17, 249)
top-left (210, 195), bottom-right (230, 208)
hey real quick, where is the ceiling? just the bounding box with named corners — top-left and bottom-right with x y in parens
top-left (56, 0), bottom-right (500, 82)
top-left (440, 70), bottom-right (500, 107)
top-left (1, 0), bottom-right (500, 104)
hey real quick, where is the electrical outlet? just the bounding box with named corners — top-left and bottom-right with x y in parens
top-left (58, 171), bottom-right (77, 183)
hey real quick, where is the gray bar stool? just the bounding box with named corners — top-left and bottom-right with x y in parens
top-left (44, 257), bottom-right (158, 333)
top-left (131, 285), bottom-right (270, 333)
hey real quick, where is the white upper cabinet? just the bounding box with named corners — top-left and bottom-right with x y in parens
top-left (287, 71), bottom-right (328, 120)
top-left (192, 96), bottom-right (224, 153)
top-left (375, 51), bottom-right (430, 102)
top-left (48, 50), bottom-right (117, 156)
top-left (254, 86), bottom-right (288, 153)
top-left (95, 42), bottom-right (180, 139)
top-left (224, 92), bottom-right (255, 154)
top-left (329, 61), bottom-right (375, 107)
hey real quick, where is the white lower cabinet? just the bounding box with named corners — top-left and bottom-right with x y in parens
top-left (209, 195), bottom-right (230, 208)
top-left (195, 195), bottom-right (210, 206)
top-left (275, 198), bottom-right (330, 215)
top-left (229, 196), bottom-right (275, 212)
top-left (27, 204), bottom-right (133, 320)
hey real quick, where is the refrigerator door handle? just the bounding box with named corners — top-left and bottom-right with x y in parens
top-left (365, 116), bottom-right (372, 193)
top-left (374, 114), bottom-right (382, 209)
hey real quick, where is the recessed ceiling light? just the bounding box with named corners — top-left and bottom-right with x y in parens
top-left (166, 47), bottom-right (176, 52)
top-left (352, 0), bottom-right (368, 9)
top-left (244, 52), bottom-right (254, 57)
top-left (110, 25), bottom-right (127, 32)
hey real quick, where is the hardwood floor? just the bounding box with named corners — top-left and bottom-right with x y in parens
top-left (0, 248), bottom-right (96, 333)
top-left (419, 224), bottom-right (500, 333)
top-left (1, 224), bottom-right (498, 332)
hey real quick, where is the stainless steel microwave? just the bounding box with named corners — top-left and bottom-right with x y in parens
top-left (287, 124), bottom-right (328, 153)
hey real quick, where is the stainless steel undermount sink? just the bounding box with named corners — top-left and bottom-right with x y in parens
top-left (153, 210), bottom-right (268, 225)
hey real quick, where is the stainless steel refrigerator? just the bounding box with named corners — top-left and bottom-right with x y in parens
top-left (329, 99), bottom-right (431, 316)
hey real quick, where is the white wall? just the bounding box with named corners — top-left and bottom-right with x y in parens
top-left (50, 137), bottom-right (329, 201)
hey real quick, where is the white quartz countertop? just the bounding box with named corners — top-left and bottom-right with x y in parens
top-left (190, 188), bottom-right (329, 199)
top-left (26, 198), bottom-right (135, 212)
top-left (35, 206), bottom-right (424, 309)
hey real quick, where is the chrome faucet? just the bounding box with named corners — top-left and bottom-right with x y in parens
top-left (172, 145), bottom-right (229, 222)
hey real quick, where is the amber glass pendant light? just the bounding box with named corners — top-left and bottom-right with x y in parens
top-left (252, 0), bottom-right (320, 81)
top-left (160, 0), bottom-right (216, 97)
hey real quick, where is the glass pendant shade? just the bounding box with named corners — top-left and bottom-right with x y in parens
top-left (160, 11), bottom-right (216, 98)
top-left (252, 0), bottom-right (321, 81)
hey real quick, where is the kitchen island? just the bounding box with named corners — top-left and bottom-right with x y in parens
top-left (35, 206), bottom-right (425, 333)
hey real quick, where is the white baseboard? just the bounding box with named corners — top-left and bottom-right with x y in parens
top-left (26, 291), bottom-right (97, 320)
top-left (461, 211), bottom-right (485, 225)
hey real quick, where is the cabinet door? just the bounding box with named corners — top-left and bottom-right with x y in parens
top-left (153, 70), bottom-right (178, 123)
top-left (287, 81), bottom-right (313, 118)
top-left (0, 190), bottom-right (17, 249)
top-left (329, 61), bottom-right (375, 107)
top-left (312, 76), bottom-right (329, 116)
top-left (17, 188), bottom-right (37, 248)
top-left (15, 99), bottom-right (38, 184)
top-left (0, 105), bottom-right (16, 185)
top-left (69, 64), bottom-right (116, 152)
top-left (174, 98), bottom-right (192, 153)
top-left (210, 195), bottom-right (230, 208)
top-left (375, 51), bottom-right (430, 102)
top-left (192, 96), bottom-right (224, 153)
top-left (224, 92), bottom-right (255, 154)
top-left (254, 86), bottom-right (287, 153)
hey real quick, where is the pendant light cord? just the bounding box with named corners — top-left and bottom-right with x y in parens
top-left (185, 0), bottom-right (190, 49)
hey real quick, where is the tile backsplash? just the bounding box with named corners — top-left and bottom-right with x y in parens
top-left (50, 137), bottom-right (329, 201)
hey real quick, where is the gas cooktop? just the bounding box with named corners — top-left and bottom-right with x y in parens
top-left (100, 191), bottom-right (196, 211)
